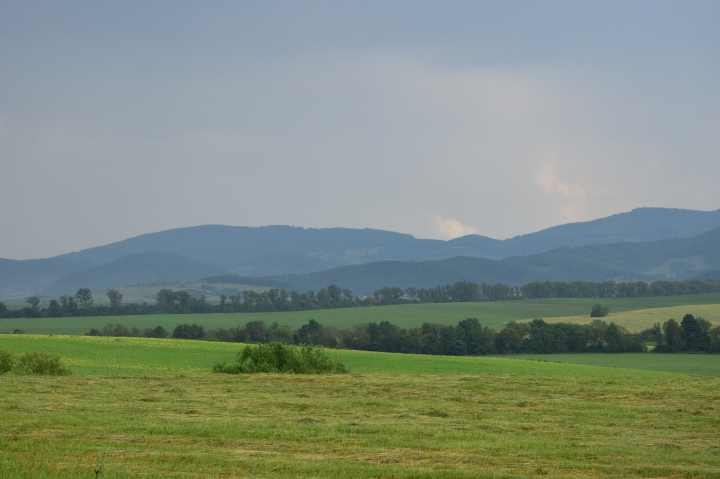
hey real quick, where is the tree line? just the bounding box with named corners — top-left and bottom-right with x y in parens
top-left (644, 314), bottom-right (720, 353)
top-left (82, 314), bottom-right (720, 355)
top-left (2, 278), bottom-right (720, 319)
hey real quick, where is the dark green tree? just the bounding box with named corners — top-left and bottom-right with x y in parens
top-left (440, 325), bottom-right (467, 355)
top-left (145, 325), bottom-right (168, 338)
top-left (450, 282), bottom-right (481, 302)
top-left (494, 321), bottom-right (526, 354)
top-left (26, 296), bottom-right (40, 310)
top-left (590, 304), bottom-right (610, 317)
top-left (75, 288), bottom-right (93, 309)
top-left (295, 319), bottom-right (322, 345)
top-left (267, 322), bottom-right (294, 344)
top-left (47, 299), bottom-right (62, 317)
top-left (243, 320), bottom-right (268, 343)
top-left (172, 323), bottom-right (205, 339)
top-left (643, 323), bottom-right (665, 348)
top-left (373, 287), bottom-right (404, 305)
top-left (457, 318), bottom-right (487, 355)
top-left (107, 289), bottom-right (123, 309)
top-left (681, 314), bottom-right (711, 351)
top-left (602, 322), bottom-right (623, 352)
top-left (367, 321), bottom-right (404, 352)
top-left (661, 319), bottom-right (685, 352)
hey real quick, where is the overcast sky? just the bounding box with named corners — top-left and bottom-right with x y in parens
top-left (1, 1), bottom-right (719, 259)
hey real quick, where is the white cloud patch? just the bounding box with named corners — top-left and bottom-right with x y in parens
top-left (534, 161), bottom-right (588, 222)
top-left (430, 215), bottom-right (479, 239)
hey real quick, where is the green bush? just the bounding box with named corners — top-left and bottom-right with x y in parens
top-left (590, 304), bottom-right (610, 317)
top-left (14, 352), bottom-right (70, 376)
top-left (0, 349), bottom-right (14, 374)
top-left (213, 342), bottom-right (348, 374)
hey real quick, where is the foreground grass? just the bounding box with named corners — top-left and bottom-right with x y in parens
top-left (2, 335), bottom-right (720, 477)
top-left (2, 372), bottom-right (719, 478)
top-left (3, 293), bottom-right (720, 335)
top-left (508, 353), bottom-right (720, 378)
top-left (3, 334), bottom-right (719, 378)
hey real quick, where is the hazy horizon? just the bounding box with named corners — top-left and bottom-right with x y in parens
top-left (2, 1), bottom-right (719, 259)
top-left (6, 205), bottom-right (720, 261)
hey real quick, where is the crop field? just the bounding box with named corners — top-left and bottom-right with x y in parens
top-left (3, 293), bottom-right (720, 336)
top-left (2, 336), bottom-right (720, 478)
top-left (535, 303), bottom-right (720, 332)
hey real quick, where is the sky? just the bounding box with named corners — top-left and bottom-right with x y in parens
top-left (1, 1), bottom-right (719, 260)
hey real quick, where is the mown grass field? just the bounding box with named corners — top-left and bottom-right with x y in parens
top-left (3, 293), bottom-right (720, 335)
top-left (507, 353), bottom-right (720, 378)
top-left (2, 335), bottom-right (720, 478)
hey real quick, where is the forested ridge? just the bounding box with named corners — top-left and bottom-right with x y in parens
top-left (2, 278), bottom-right (720, 319)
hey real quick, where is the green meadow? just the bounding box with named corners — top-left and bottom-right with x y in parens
top-left (3, 293), bottom-right (720, 478)
top-left (4, 292), bottom-right (720, 335)
top-left (2, 334), bottom-right (715, 378)
top-left (2, 335), bottom-right (720, 478)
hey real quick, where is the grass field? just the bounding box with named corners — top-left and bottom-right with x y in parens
top-left (3, 334), bottom-right (715, 378)
top-left (507, 353), bottom-right (720, 378)
top-left (2, 335), bottom-right (720, 477)
top-left (3, 293), bottom-right (720, 336)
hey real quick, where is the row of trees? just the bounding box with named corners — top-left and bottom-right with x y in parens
top-left (86, 312), bottom-right (720, 355)
top-left (520, 279), bottom-right (720, 299)
top-left (88, 317), bottom-right (677, 355)
top-left (645, 314), bottom-right (720, 353)
top-left (3, 278), bottom-right (720, 319)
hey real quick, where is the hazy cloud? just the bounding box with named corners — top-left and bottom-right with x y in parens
top-left (430, 215), bottom-right (479, 240)
top-left (534, 161), bottom-right (588, 222)
top-left (0, 2), bottom-right (719, 258)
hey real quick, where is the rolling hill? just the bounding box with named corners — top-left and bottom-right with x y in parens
top-left (41, 251), bottom-right (228, 296)
top-left (205, 227), bottom-right (720, 293)
top-left (1, 207), bottom-right (720, 298)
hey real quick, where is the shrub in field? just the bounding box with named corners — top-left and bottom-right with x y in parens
top-left (213, 342), bottom-right (348, 374)
top-left (14, 352), bottom-right (70, 376)
top-left (590, 304), bottom-right (610, 317)
top-left (0, 349), bottom-right (14, 374)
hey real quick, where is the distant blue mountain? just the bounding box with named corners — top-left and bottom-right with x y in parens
top-left (207, 227), bottom-right (720, 294)
top-left (41, 251), bottom-right (228, 296)
top-left (1, 207), bottom-right (719, 298)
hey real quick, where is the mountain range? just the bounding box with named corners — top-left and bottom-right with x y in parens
top-left (205, 227), bottom-right (720, 294)
top-left (2, 207), bottom-right (720, 299)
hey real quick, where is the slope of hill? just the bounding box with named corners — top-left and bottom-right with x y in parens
top-left (41, 252), bottom-right (228, 296)
top-left (501, 207), bottom-right (720, 253)
top-left (2, 207), bottom-right (720, 298)
top-left (205, 227), bottom-right (720, 293)
top-left (420, 207), bottom-right (720, 259)
top-left (205, 256), bottom-right (545, 294)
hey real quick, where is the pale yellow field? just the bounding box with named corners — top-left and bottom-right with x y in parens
top-left (537, 303), bottom-right (720, 331)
